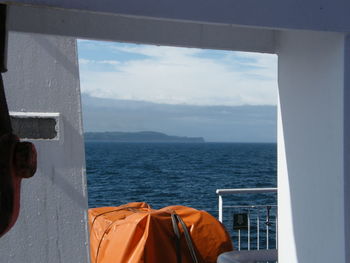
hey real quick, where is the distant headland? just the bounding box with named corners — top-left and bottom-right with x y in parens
top-left (84, 131), bottom-right (205, 143)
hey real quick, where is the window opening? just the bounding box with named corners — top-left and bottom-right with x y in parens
top-left (78, 40), bottom-right (278, 252)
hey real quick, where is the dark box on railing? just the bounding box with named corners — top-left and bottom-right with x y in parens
top-left (233, 213), bottom-right (249, 230)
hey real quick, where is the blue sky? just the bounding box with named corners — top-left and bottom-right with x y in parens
top-left (78, 40), bottom-right (278, 106)
top-left (77, 40), bottom-right (278, 142)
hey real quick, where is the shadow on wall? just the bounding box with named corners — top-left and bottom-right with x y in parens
top-left (35, 36), bottom-right (79, 77)
top-left (278, 30), bottom-right (345, 263)
top-left (37, 114), bottom-right (87, 210)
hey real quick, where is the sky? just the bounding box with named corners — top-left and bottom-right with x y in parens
top-left (77, 40), bottom-right (278, 142)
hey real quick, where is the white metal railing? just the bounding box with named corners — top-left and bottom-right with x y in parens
top-left (216, 188), bottom-right (277, 223)
top-left (216, 188), bottom-right (277, 250)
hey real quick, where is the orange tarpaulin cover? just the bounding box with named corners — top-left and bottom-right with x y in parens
top-left (89, 202), bottom-right (233, 263)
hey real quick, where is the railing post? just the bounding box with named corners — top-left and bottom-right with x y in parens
top-left (218, 194), bottom-right (223, 223)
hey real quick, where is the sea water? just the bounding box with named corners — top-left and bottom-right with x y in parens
top-left (85, 142), bottom-right (277, 249)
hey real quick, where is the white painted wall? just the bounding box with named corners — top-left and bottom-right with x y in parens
top-left (0, 3), bottom-right (349, 263)
top-left (2, 0), bottom-right (350, 32)
top-left (6, 5), bottom-right (276, 54)
top-left (277, 30), bottom-right (346, 263)
top-left (0, 32), bottom-right (89, 262)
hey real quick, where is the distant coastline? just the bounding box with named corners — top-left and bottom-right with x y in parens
top-left (84, 131), bottom-right (205, 143)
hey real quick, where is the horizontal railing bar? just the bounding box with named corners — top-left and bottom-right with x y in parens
top-left (216, 188), bottom-right (277, 195)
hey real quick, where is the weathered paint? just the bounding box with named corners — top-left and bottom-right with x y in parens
top-left (10, 112), bottom-right (60, 140)
top-left (0, 31), bottom-right (89, 263)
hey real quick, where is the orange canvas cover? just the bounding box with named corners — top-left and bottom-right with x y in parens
top-left (89, 202), bottom-right (233, 263)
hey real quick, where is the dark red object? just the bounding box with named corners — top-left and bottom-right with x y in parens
top-left (0, 3), bottom-right (37, 237)
top-left (0, 134), bottom-right (37, 237)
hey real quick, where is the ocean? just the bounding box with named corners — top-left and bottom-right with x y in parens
top-left (85, 142), bottom-right (277, 249)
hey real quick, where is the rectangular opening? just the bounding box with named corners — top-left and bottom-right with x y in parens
top-left (10, 112), bottom-right (59, 140)
top-left (78, 40), bottom-right (278, 261)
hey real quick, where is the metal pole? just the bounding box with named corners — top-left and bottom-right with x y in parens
top-left (238, 229), bottom-right (241, 251)
top-left (266, 206), bottom-right (271, 250)
top-left (247, 210), bottom-right (250, 250)
top-left (276, 210), bottom-right (278, 250)
top-left (266, 224), bottom-right (269, 250)
top-left (257, 211), bottom-right (260, 250)
top-left (218, 194), bottom-right (223, 223)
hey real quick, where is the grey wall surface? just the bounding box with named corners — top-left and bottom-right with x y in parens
top-left (0, 2), bottom-right (349, 262)
top-left (7, 5), bottom-right (276, 54)
top-left (277, 30), bottom-right (346, 262)
top-left (0, 32), bottom-right (89, 262)
top-left (2, 0), bottom-right (350, 32)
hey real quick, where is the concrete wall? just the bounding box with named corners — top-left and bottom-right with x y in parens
top-left (0, 32), bottom-right (89, 262)
top-left (277, 30), bottom-right (346, 262)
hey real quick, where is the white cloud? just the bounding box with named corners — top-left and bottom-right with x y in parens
top-left (99, 60), bottom-right (120, 65)
top-left (79, 58), bottom-right (120, 65)
top-left (79, 58), bottom-right (91, 65)
top-left (79, 45), bottom-right (278, 106)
